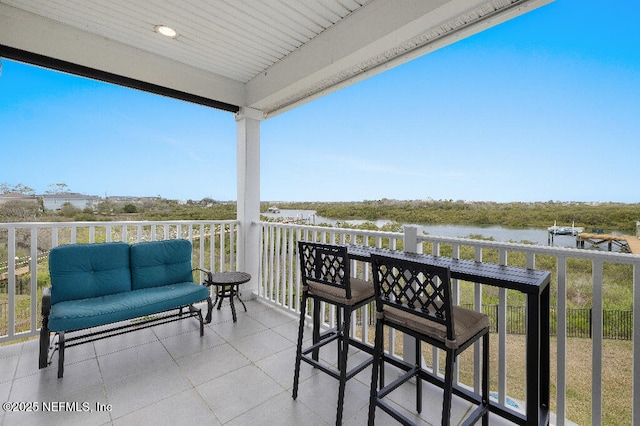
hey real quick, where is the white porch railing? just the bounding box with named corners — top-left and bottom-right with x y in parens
top-left (258, 222), bottom-right (640, 426)
top-left (3, 219), bottom-right (640, 424)
top-left (0, 220), bottom-right (239, 343)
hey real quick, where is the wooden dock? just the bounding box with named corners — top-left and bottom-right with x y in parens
top-left (0, 266), bottom-right (30, 281)
top-left (626, 236), bottom-right (640, 255)
top-left (576, 233), bottom-right (640, 254)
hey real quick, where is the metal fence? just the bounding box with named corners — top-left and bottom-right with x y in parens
top-left (464, 304), bottom-right (634, 340)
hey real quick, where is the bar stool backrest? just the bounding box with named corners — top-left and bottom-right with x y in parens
top-left (298, 241), bottom-right (352, 299)
top-left (371, 254), bottom-right (455, 343)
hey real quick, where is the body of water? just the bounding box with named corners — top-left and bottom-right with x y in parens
top-left (262, 209), bottom-right (618, 249)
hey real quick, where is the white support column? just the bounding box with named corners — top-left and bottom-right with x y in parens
top-left (403, 226), bottom-right (419, 365)
top-left (236, 107), bottom-right (264, 298)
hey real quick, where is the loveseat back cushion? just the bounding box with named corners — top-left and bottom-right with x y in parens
top-left (130, 239), bottom-right (194, 290)
top-left (49, 242), bottom-right (132, 305)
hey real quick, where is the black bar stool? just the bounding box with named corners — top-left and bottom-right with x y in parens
top-left (368, 254), bottom-right (490, 426)
top-left (293, 241), bottom-right (376, 425)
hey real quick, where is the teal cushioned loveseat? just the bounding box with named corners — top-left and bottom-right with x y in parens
top-left (39, 239), bottom-right (213, 378)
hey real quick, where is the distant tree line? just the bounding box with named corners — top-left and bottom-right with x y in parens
top-left (2, 180), bottom-right (638, 234)
top-left (0, 182), bottom-right (238, 223)
top-left (272, 200), bottom-right (640, 234)
top-left (0, 198), bottom-right (238, 223)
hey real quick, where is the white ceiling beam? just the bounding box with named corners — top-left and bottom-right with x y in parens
top-left (0, 0), bottom-right (552, 117)
top-left (246, 0), bottom-right (552, 117)
top-left (0, 3), bottom-right (246, 109)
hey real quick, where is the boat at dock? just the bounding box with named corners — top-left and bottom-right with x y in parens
top-left (548, 221), bottom-right (583, 236)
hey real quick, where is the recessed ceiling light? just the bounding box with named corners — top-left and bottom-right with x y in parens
top-left (155, 25), bottom-right (178, 38)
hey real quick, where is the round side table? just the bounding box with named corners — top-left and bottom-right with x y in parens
top-left (205, 271), bottom-right (250, 322)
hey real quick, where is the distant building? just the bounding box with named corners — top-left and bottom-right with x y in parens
top-left (106, 196), bottom-right (161, 203)
top-left (41, 193), bottom-right (101, 211)
top-left (0, 192), bottom-right (38, 204)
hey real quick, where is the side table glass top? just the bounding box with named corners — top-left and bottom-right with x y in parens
top-left (205, 272), bottom-right (251, 322)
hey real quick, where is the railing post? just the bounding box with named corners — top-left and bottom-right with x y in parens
top-left (403, 225), bottom-right (418, 253)
top-left (592, 260), bottom-right (604, 423)
top-left (402, 225), bottom-right (423, 368)
top-left (633, 261), bottom-right (640, 425)
top-left (7, 227), bottom-right (15, 339)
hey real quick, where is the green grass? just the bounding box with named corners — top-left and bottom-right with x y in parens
top-left (0, 293), bottom-right (36, 336)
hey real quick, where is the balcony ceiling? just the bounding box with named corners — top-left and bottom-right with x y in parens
top-left (0, 0), bottom-right (550, 117)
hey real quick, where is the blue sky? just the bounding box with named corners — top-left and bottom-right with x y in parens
top-left (2, 0), bottom-right (639, 203)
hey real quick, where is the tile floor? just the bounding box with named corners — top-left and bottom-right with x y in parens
top-left (0, 298), bottom-right (515, 425)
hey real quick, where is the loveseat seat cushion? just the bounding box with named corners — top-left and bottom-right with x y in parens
top-left (47, 282), bottom-right (210, 332)
top-left (49, 242), bottom-right (131, 305)
top-left (130, 239), bottom-right (194, 290)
